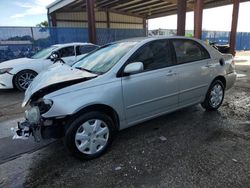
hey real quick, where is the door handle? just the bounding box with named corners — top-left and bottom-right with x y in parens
top-left (204, 64), bottom-right (213, 68)
top-left (166, 70), bottom-right (177, 77)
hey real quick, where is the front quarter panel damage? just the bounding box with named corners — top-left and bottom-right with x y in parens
top-left (41, 79), bottom-right (125, 127)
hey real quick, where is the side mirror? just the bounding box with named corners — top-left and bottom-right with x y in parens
top-left (124, 62), bottom-right (144, 75)
top-left (49, 51), bottom-right (60, 62)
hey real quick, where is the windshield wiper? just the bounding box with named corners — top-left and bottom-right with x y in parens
top-left (75, 67), bottom-right (102, 75)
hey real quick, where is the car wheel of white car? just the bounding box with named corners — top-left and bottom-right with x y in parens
top-left (65, 111), bottom-right (116, 160)
top-left (201, 80), bottom-right (225, 111)
top-left (14, 70), bottom-right (37, 91)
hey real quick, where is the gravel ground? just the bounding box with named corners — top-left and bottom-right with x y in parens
top-left (0, 57), bottom-right (250, 188)
top-left (0, 90), bottom-right (24, 122)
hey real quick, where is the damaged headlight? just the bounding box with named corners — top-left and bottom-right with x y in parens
top-left (0, 68), bottom-right (13, 74)
top-left (25, 106), bottom-right (40, 124)
top-left (37, 99), bottom-right (53, 114)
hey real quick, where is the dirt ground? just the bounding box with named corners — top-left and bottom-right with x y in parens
top-left (0, 53), bottom-right (250, 188)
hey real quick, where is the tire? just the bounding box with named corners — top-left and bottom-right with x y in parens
top-left (65, 111), bottom-right (116, 160)
top-left (201, 80), bottom-right (225, 111)
top-left (13, 70), bottom-right (37, 91)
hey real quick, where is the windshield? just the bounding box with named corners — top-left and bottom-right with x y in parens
top-left (31, 46), bottom-right (57, 59)
top-left (73, 42), bottom-right (137, 74)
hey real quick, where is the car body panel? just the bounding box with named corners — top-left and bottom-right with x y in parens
top-left (20, 36), bottom-right (236, 132)
top-left (23, 63), bottom-right (97, 106)
top-left (0, 73), bottom-right (13, 89)
top-left (175, 59), bottom-right (211, 107)
top-left (122, 66), bottom-right (179, 125)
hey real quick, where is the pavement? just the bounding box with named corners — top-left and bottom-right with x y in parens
top-left (0, 53), bottom-right (250, 188)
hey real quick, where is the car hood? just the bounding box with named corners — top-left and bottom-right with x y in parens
top-left (0, 58), bottom-right (35, 68)
top-left (22, 63), bottom-right (97, 107)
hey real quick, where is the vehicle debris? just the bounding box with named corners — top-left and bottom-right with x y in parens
top-left (115, 166), bottom-right (122, 171)
top-left (159, 136), bottom-right (167, 141)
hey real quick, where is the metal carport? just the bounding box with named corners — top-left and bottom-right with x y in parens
top-left (47, 0), bottom-right (249, 55)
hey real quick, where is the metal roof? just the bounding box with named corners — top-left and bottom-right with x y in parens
top-left (47, 0), bottom-right (249, 19)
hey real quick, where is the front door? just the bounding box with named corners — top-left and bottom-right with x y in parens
top-left (121, 39), bottom-right (179, 125)
top-left (58, 46), bottom-right (76, 66)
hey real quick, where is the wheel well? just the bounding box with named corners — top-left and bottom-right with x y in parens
top-left (213, 75), bottom-right (226, 88)
top-left (12, 69), bottom-right (38, 88)
top-left (71, 104), bottom-right (120, 130)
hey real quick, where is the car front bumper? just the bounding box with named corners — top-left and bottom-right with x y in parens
top-left (13, 120), bottom-right (42, 141)
top-left (0, 73), bottom-right (14, 89)
top-left (13, 116), bottom-right (65, 142)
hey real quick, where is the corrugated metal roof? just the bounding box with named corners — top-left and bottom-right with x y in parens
top-left (47, 0), bottom-right (249, 19)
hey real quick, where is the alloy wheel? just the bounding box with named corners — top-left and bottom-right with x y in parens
top-left (18, 72), bottom-right (36, 90)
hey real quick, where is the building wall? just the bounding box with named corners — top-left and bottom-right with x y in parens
top-left (52, 11), bottom-right (144, 29)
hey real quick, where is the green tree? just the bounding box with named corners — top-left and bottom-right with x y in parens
top-left (36, 21), bottom-right (49, 28)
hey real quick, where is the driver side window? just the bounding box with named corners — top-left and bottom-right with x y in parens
top-left (127, 40), bottom-right (174, 72)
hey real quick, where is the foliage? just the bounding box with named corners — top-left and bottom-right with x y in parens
top-left (36, 21), bottom-right (49, 28)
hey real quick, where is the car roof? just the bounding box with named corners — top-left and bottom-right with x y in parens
top-left (116, 36), bottom-right (203, 44)
top-left (52, 42), bottom-right (99, 48)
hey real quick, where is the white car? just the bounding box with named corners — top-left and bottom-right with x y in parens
top-left (0, 42), bottom-right (99, 91)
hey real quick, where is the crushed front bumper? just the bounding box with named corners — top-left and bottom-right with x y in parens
top-left (12, 120), bottom-right (42, 142)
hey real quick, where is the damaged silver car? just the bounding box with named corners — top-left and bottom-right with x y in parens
top-left (13, 37), bottom-right (236, 160)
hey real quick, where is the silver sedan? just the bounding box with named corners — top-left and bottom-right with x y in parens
top-left (14, 37), bottom-right (236, 160)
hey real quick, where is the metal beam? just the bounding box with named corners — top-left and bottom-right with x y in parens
top-left (130, 2), bottom-right (170, 13)
top-left (86, 0), bottom-right (97, 44)
top-left (51, 13), bottom-right (57, 27)
top-left (177, 0), bottom-right (186, 36)
top-left (106, 11), bottom-right (110, 28)
top-left (194, 0), bottom-right (204, 39)
top-left (121, 0), bottom-right (161, 11)
top-left (135, 4), bottom-right (174, 14)
top-left (97, 0), bottom-right (119, 8)
top-left (109, 0), bottom-right (142, 9)
top-left (229, 0), bottom-right (240, 56)
top-left (98, 8), bottom-right (145, 18)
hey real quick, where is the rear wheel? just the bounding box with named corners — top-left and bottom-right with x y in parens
top-left (65, 111), bottom-right (116, 160)
top-left (14, 70), bottom-right (37, 91)
top-left (201, 80), bottom-right (225, 111)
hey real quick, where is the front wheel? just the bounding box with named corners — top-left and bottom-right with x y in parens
top-left (65, 111), bottom-right (116, 160)
top-left (201, 80), bottom-right (225, 111)
top-left (13, 70), bottom-right (37, 91)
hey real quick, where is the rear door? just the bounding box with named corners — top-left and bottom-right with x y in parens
top-left (170, 39), bottom-right (212, 107)
top-left (121, 39), bottom-right (179, 125)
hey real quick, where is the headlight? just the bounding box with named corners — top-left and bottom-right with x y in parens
top-left (37, 99), bottom-right (53, 114)
top-left (0, 68), bottom-right (13, 74)
top-left (25, 107), bottom-right (40, 124)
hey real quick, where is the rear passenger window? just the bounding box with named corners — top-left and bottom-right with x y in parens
top-left (127, 40), bottom-right (174, 72)
top-left (172, 39), bottom-right (210, 64)
top-left (76, 45), bottom-right (98, 55)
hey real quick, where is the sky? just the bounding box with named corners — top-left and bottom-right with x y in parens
top-left (0, 0), bottom-right (249, 32)
top-left (0, 0), bottom-right (54, 26)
